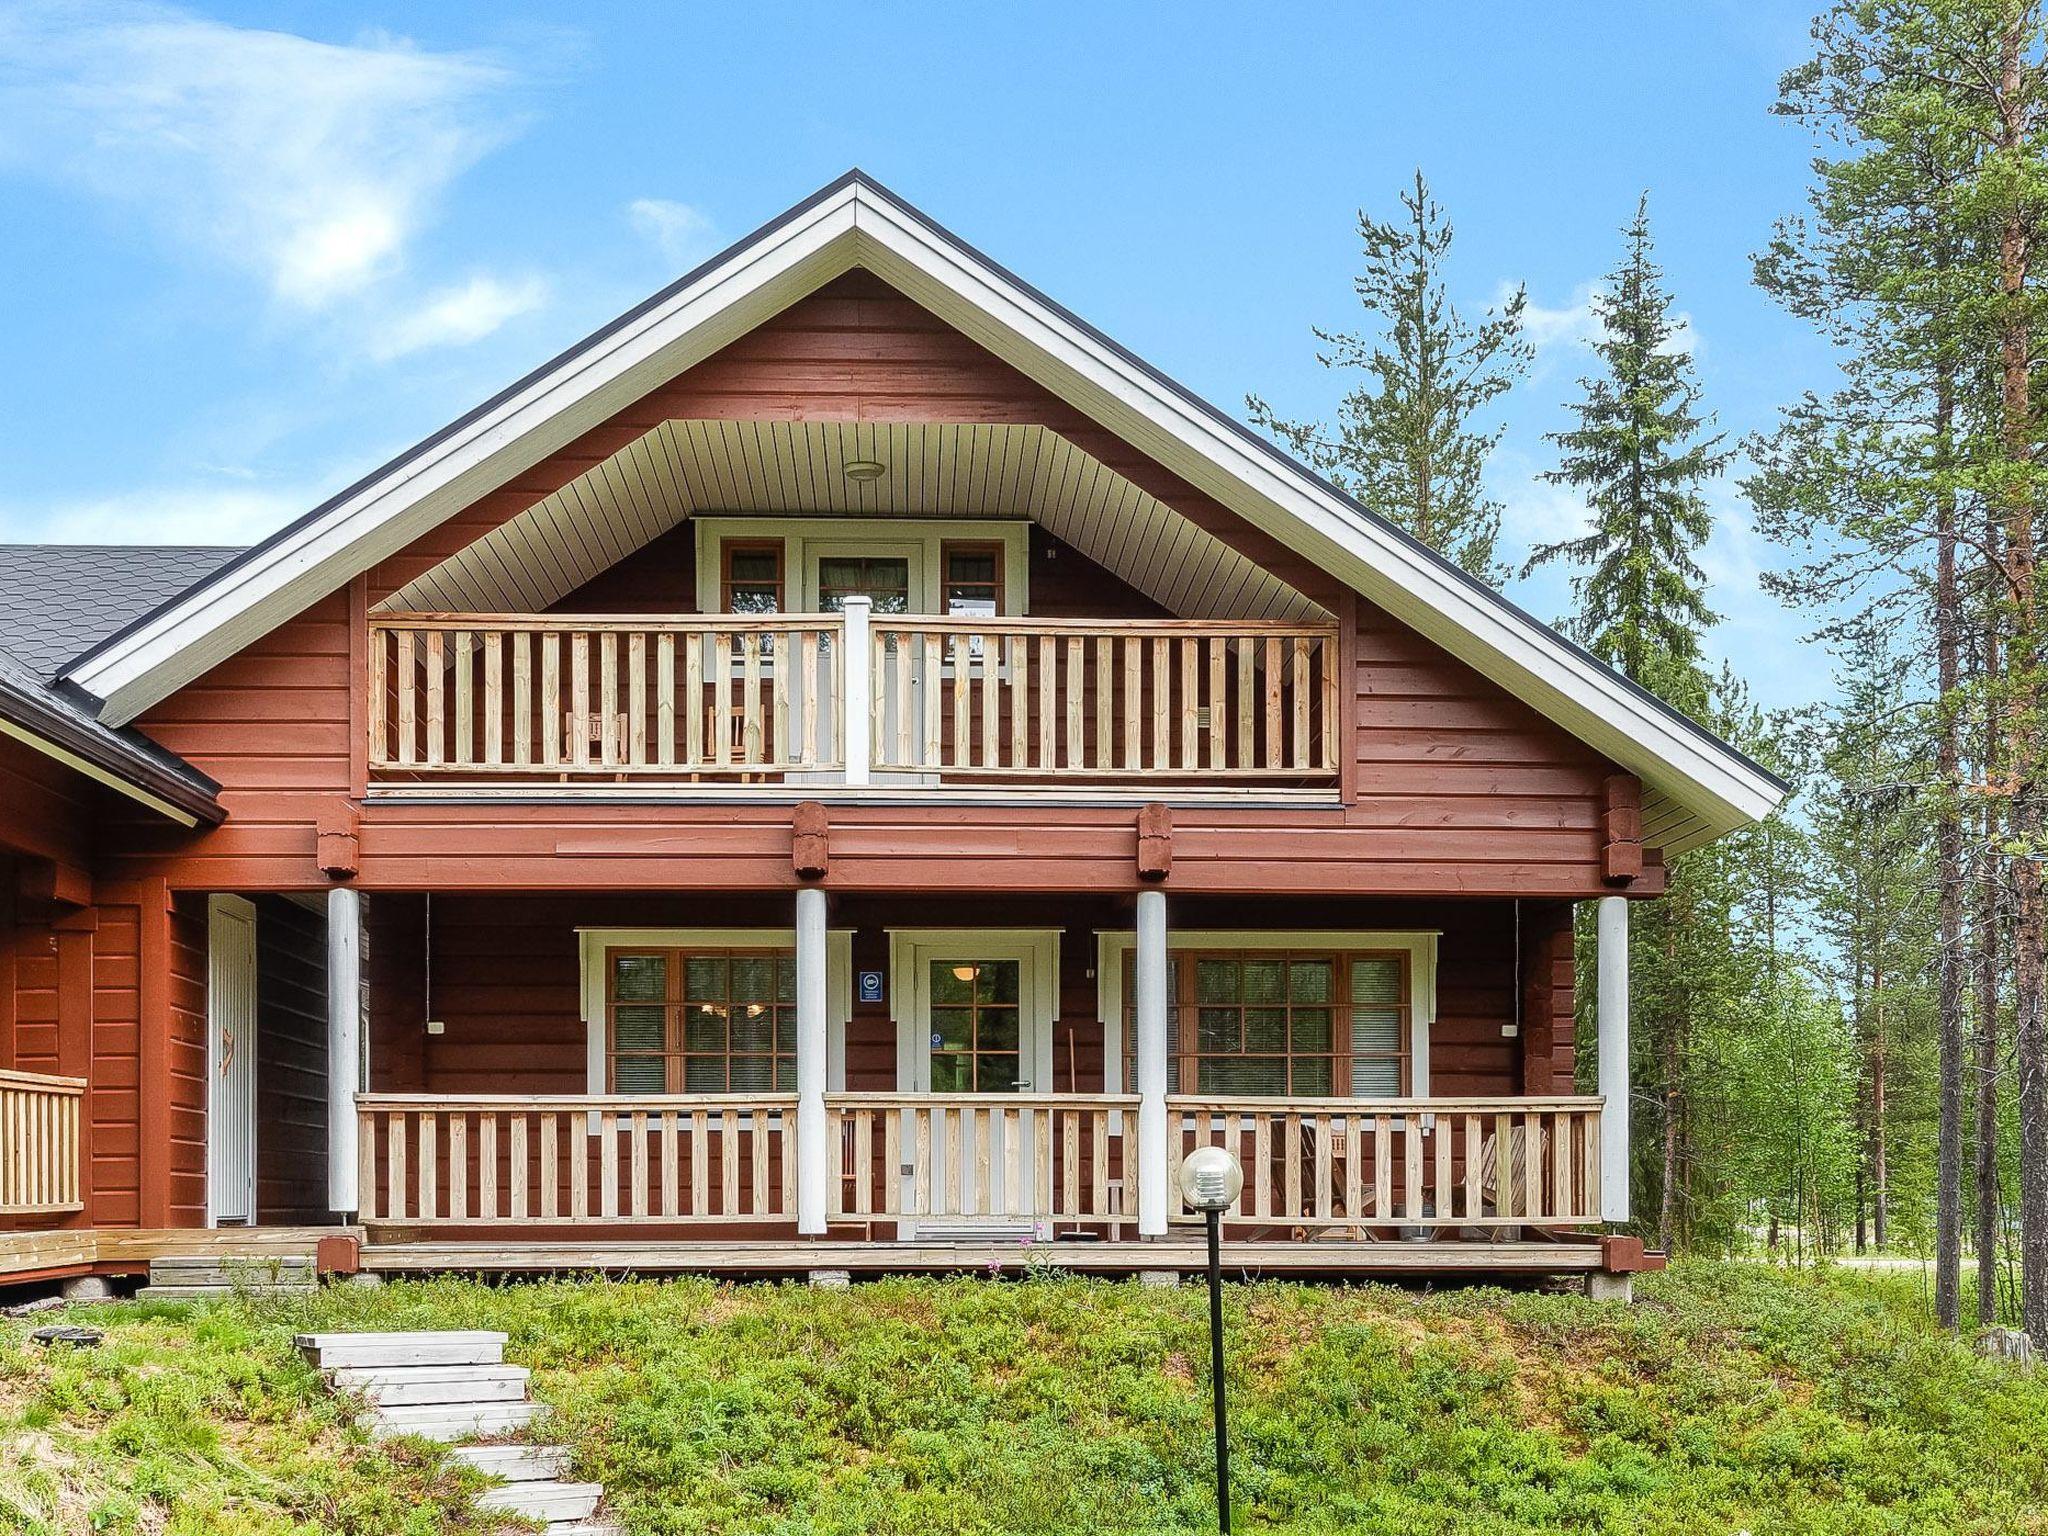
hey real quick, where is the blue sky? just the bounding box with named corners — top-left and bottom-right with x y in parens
top-left (0, 1), bottom-right (1837, 708)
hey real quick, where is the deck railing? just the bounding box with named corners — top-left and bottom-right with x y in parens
top-left (1166, 1096), bottom-right (1601, 1231)
top-left (0, 1070), bottom-right (85, 1216)
top-left (356, 1094), bottom-right (797, 1225)
top-left (828, 1093), bottom-right (1138, 1226)
top-left (865, 618), bottom-right (1340, 779)
top-left (368, 615), bottom-right (844, 778)
top-left (367, 611), bottom-right (1340, 788)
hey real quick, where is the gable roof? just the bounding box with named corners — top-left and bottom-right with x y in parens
top-left (57, 170), bottom-right (1786, 854)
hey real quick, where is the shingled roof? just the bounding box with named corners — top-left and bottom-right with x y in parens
top-left (0, 545), bottom-right (232, 823)
top-left (0, 545), bottom-right (239, 680)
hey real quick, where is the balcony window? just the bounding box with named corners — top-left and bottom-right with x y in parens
top-left (721, 541), bottom-right (784, 614)
top-left (817, 555), bottom-right (911, 614)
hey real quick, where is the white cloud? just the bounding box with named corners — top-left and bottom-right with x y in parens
top-left (0, 482), bottom-right (310, 545)
top-left (1503, 279), bottom-right (1701, 361)
top-left (0, 2), bottom-right (521, 309)
top-left (367, 272), bottom-right (548, 361)
top-left (628, 197), bottom-right (717, 268)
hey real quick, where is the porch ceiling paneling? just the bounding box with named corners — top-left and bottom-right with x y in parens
top-left (373, 421), bottom-right (1324, 622)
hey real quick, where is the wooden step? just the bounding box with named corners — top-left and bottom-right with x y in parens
top-left (365, 1398), bottom-right (547, 1442)
top-left (447, 1443), bottom-right (572, 1482)
top-left (330, 1363), bottom-right (530, 1405)
top-left (474, 1480), bottom-right (602, 1522)
top-left (296, 1330), bottom-right (506, 1370)
top-left (544, 1523), bottom-right (624, 1536)
top-left (137, 1283), bottom-right (315, 1301)
top-left (150, 1254), bottom-right (314, 1277)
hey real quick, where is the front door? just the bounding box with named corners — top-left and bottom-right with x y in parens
top-left (206, 895), bottom-right (258, 1226)
top-left (900, 934), bottom-right (1057, 1233)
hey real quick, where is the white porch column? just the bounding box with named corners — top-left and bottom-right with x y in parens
top-left (841, 595), bottom-right (871, 787)
top-left (1135, 887), bottom-right (1169, 1236)
top-left (795, 885), bottom-right (830, 1235)
top-left (325, 886), bottom-right (364, 1216)
top-left (1596, 895), bottom-right (1630, 1224)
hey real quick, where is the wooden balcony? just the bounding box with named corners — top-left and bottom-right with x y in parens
top-left (0, 1070), bottom-right (85, 1217)
top-left (366, 608), bottom-right (1342, 792)
top-left (353, 1091), bottom-right (1599, 1239)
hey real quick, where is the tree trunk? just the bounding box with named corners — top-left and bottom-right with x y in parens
top-left (1979, 509), bottom-right (2006, 1328)
top-left (1935, 373), bottom-right (1967, 1325)
top-left (1991, 12), bottom-right (2048, 1351)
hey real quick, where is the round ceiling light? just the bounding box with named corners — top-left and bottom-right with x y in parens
top-left (842, 458), bottom-right (887, 482)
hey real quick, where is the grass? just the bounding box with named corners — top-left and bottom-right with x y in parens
top-left (2, 1262), bottom-right (2045, 1533)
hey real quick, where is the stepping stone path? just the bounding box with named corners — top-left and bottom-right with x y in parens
top-left (297, 1330), bottom-right (618, 1534)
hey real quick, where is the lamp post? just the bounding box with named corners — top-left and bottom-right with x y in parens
top-left (1177, 1145), bottom-right (1244, 1534)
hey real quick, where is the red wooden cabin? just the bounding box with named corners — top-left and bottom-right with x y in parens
top-left (0, 175), bottom-right (1782, 1292)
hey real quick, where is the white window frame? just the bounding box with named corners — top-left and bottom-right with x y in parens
top-left (1093, 929), bottom-right (1440, 1097)
top-left (693, 517), bottom-right (1030, 616)
top-left (886, 928), bottom-right (1061, 1093)
top-left (577, 927), bottom-right (854, 1095)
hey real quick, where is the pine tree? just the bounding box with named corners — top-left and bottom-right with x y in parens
top-left (1248, 170), bottom-right (1529, 584)
top-left (1523, 196), bottom-right (1729, 711)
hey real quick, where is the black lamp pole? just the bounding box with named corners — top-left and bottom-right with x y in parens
top-left (1205, 1204), bottom-right (1232, 1534)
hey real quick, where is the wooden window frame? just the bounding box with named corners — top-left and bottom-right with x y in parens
top-left (719, 539), bottom-right (785, 614)
top-left (605, 946), bottom-right (798, 1094)
top-left (940, 539), bottom-right (1006, 616)
top-left (1102, 936), bottom-right (1431, 1100)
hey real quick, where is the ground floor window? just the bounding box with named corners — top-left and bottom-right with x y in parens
top-left (1121, 947), bottom-right (1415, 1096)
top-left (607, 948), bottom-right (796, 1093)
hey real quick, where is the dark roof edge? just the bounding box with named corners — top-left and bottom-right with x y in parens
top-left (3, 675), bottom-right (224, 825)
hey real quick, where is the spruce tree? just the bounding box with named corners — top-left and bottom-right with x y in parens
top-left (1524, 196), bottom-right (1728, 713)
top-left (1249, 170), bottom-right (1529, 585)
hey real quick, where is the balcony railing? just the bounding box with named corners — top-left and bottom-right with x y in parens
top-left (367, 609), bottom-right (1340, 789)
top-left (0, 1070), bottom-right (85, 1216)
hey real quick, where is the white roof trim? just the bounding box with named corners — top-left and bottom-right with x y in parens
top-left (64, 172), bottom-right (1784, 850)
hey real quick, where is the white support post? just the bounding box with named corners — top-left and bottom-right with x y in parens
top-left (1597, 895), bottom-right (1630, 1224)
top-left (841, 595), bottom-right (871, 786)
top-left (795, 885), bottom-right (830, 1235)
top-left (1135, 887), bottom-right (1169, 1236)
top-left (326, 886), bottom-right (364, 1216)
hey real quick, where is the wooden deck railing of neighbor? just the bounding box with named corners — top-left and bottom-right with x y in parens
top-left (827, 1094), bottom-right (1137, 1227)
top-left (366, 613), bottom-right (1340, 786)
top-left (1166, 1097), bottom-right (1602, 1232)
top-left (0, 1070), bottom-right (85, 1216)
top-left (356, 1095), bottom-right (797, 1225)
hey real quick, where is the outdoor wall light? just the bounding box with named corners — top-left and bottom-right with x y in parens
top-left (842, 458), bottom-right (887, 481)
top-left (1177, 1145), bottom-right (1244, 1213)
top-left (1177, 1144), bottom-right (1243, 1533)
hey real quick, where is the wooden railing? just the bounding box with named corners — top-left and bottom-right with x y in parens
top-left (827, 1093), bottom-right (1138, 1226)
top-left (867, 618), bottom-right (1340, 779)
top-left (368, 615), bottom-right (843, 779)
top-left (1167, 1096), bottom-right (1601, 1231)
top-left (367, 612), bottom-right (1341, 787)
top-left (356, 1094), bottom-right (797, 1225)
top-left (0, 1071), bottom-right (85, 1216)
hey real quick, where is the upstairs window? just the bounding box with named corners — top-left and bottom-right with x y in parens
top-left (721, 541), bottom-right (784, 614)
top-left (942, 542), bottom-right (1004, 617)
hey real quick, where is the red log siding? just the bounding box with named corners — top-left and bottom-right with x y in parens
top-left (0, 735), bottom-right (95, 869)
top-left (254, 895), bottom-right (331, 1223)
top-left (364, 893), bottom-right (1563, 1097)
